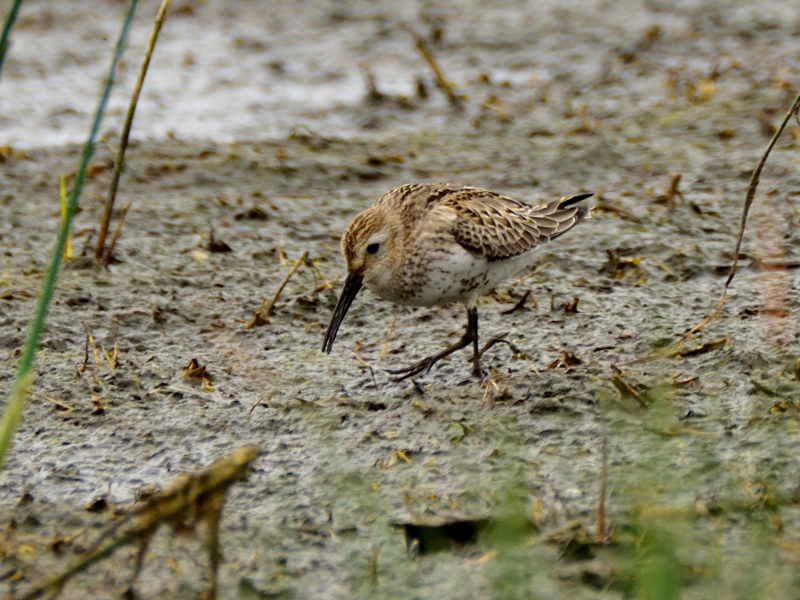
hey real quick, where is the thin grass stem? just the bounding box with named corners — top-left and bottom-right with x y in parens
top-left (0, 0), bottom-right (24, 76)
top-left (96, 0), bottom-right (172, 260)
top-left (0, 0), bottom-right (140, 469)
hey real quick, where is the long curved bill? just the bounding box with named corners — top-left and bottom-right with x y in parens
top-left (322, 271), bottom-right (363, 354)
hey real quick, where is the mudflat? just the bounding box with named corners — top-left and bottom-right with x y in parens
top-left (1, 1), bottom-right (799, 598)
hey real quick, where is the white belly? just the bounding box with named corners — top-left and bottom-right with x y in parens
top-left (369, 244), bottom-right (539, 308)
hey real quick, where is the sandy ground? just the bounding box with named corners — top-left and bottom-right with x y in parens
top-left (1, 0), bottom-right (800, 598)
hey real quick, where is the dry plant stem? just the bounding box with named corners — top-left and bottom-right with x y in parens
top-left (611, 373), bottom-right (647, 407)
top-left (203, 493), bottom-right (227, 600)
top-left (101, 346), bottom-right (116, 370)
top-left (264, 251), bottom-right (308, 317)
top-left (128, 531), bottom-right (154, 593)
top-left (80, 329), bottom-right (90, 373)
top-left (501, 289), bottom-right (535, 315)
top-left (642, 90), bottom-right (800, 361)
top-left (378, 309), bottom-right (398, 361)
top-left (112, 320), bottom-right (120, 366)
top-left (360, 62), bottom-right (384, 101)
top-left (368, 545), bottom-right (380, 584)
top-left (247, 396), bottom-right (264, 414)
top-left (596, 398), bottom-right (609, 542)
top-left (245, 251), bottom-right (308, 327)
top-left (18, 533), bottom-right (137, 600)
top-left (95, 0), bottom-right (172, 259)
top-left (82, 321), bottom-right (101, 367)
top-left (677, 335), bottom-right (729, 358)
top-left (354, 353), bottom-right (379, 390)
top-left (28, 390), bottom-right (74, 411)
top-left (726, 92), bottom-right (800, 289)
top-left (410, 30), bottom-right (462, 107)
top-left (18, 446), bottom-right (260, 600)
top-left (305, 256), bottom-right (333, 291)
top-left (511, 261), bottom-right (551, 287)
top-left (101, 202), bottom-right (131, 266)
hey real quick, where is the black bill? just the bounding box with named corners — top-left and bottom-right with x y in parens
top-left (322, 271), bottom-right (363, 354)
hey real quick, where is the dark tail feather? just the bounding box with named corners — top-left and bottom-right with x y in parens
top-left (561, 193), bottom-right (593, 207)
top-left (549, 193), bottom-right (592, 240)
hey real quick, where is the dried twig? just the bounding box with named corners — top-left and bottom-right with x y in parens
top-left (111, 320), bottom-right (119, 367)
top-left (247, 394), bottom-right (271, 414)
top-left (655, 172), bottom-right (685, 208)
top-left (610, 372), bottom-right (647, 407)
top-left (82, 321), bottom-right (101, 368)
top-left (510, 262), bottom-right (552, 287)
top-left (676, 335), bottom-right (729, 358)
top-left (409, 29), bottom-right (462, 107)
top-left (95, 0), bottom-right (173, 259)
top-left (642, 91), bottom-right (800, 360)
top-left (312, 274), bottom-right (339, 294)
top-left (368, 545), bottom-right (380, 584)
top-left (354, 353), bottom-right (379, 390)
top-left (378, 309), bottom-right (398, 361)
top-left (724, 93), bottom-right (800, 289)
top-left (79, 326), bottom-right (90, 374)
top-left (28, 389), bottom-right (74, 411)
top-left (596, 399), bottom-right (609, 542)
top-left (305, 255), bottom-right (336, 293)
top-left (101, 203), bottom-right (130, 266)
top-left (246, 251), bottom-right (308, 328)
top-left (501, 290), bottom-right (536, 315)
top-left (360, 62), bottom-right (385, 102)
top-left (18, 445), bottom-right (260, 600)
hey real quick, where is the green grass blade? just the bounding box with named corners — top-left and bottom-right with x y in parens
top-left (0, 0), bottom-right (140, 469)
top-left (0, 0), bottom-right (24, 76)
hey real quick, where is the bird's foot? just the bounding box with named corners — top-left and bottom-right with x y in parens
top-left (387, 334), bottom-right (475, 382)
top-left (388, 333), bottom-right (515, 382)
top-left (477, 332), bottom-right (511, 358)
top-left (387, 355), bottom-right (442, 382)
top-left (470, 333), bottom-right (517, 380)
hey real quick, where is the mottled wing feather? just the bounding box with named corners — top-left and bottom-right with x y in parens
top-left (444, 189), bottom-right (591, 260)
top-left (373, 183), bottom-right (590, 259)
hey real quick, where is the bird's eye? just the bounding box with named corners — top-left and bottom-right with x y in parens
top-left (366, 243), bottom-right (380, 254)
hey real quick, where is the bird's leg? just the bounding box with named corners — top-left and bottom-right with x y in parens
top-left (469, 307), bottom-right (482, 378)
top-left (470, 310), bottom-right (513, 378)
top-left (388, 307), bottom-right (479, 381)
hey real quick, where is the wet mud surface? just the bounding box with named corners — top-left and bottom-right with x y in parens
top-left (1, 0), bottom-right (800, 598)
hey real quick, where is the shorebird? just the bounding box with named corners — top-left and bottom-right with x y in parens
top-left (322, 183), bottom-right (591, 380)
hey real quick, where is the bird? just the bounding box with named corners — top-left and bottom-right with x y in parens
top-left (322, 183), bottom-right (592, 380)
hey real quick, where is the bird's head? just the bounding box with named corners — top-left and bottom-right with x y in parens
top-left (341, 206), bottom-right (404, 289)
top-left (322, 206), bottom-right (402, 354)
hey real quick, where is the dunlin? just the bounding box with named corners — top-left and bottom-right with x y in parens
top-left (322, 183), bottom-right (591, 380)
